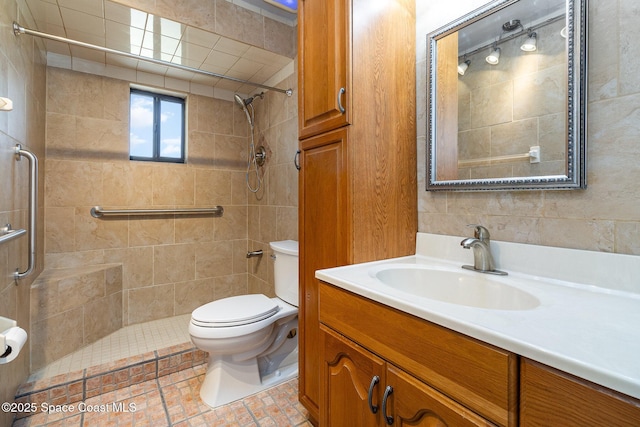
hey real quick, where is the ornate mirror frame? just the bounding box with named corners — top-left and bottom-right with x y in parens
top-left (426, 0), bottom-right (587, 191)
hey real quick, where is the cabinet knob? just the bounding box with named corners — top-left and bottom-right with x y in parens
top-left (382, 385), bottom-right (394, 425)
top-left (368, 375), bottom-right (380, 414)
top-left (337, 87), bottom-right (346, 114)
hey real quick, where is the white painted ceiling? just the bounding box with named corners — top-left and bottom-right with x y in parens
top-left (22, 0), bottom-right (295, 94)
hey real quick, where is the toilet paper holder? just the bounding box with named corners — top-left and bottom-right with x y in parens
top-left (0, 316), bottom-right (19, 358)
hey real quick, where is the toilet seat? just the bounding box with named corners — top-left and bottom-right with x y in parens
top-left (191, 294), bottom-right (280, 328)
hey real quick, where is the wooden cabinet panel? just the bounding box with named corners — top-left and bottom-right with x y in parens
top-left (298, 128), bottom-right (350, 422)
top-left (387, 365), bottom-right (497, 427)
top-left (321, 325), bottom-right (497, 427)
top-left (520, 359), bottom-right (640, 427)
top-left (321, 326), bottom-right (385, 426)
top-left (297, 0), bottom-right (417, 421)
top-left (319, 282), bottom-right (517, 426)
top-left (298, 0), bottom-right (350, 139)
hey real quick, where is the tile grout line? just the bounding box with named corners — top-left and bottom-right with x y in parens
top-left (155, 376), bottom-right (173, 427)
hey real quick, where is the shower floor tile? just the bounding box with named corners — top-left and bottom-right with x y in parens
top-left (29, 314), bottom-right (192, 382)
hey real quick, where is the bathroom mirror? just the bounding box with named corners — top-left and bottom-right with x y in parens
top-left (426, 0), bottom-right (587, 191)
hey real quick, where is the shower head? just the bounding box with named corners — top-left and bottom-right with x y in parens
top-left (234, 93), bottom-right (254, 127)
top-left (234, 92), bottom-right (265, 128)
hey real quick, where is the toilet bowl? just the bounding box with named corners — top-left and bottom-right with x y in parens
top-left (189, 240), bottom-right (299, 408)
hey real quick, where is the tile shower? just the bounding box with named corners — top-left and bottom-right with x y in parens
top-left (0, 0), bottom-right (299, 425)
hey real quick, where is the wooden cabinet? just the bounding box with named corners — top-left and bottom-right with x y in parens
top-left (322, 326), bottom-right (498, 427)
top-left (298, 128), bottom-right (349, 419)
top-left (319, 282), bottom-right (518, 426)
top-left (298, 0), bottom-right (350, 139)
top-left (297, 0), bottom-right (417, 422)
top-left (520, 359), bottom-right (640, 427)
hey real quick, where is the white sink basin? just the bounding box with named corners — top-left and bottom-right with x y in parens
top-left (371, 264), bottom-right (540, 310)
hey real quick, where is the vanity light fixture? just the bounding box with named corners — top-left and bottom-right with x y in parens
top-left (560, 26), bottom-right (567, 38)
top-left (457, 59), bottom-right (471, 75)
top-left (486, 44), bottom-right (501, 65)
top-left (520, 30), bottom-right (537, 51)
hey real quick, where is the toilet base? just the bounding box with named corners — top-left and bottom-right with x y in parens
top-left (199, 352), bottom-right (298, 408)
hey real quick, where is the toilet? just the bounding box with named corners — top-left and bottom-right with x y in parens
top-left (189, 240), bottom-right (299, 408)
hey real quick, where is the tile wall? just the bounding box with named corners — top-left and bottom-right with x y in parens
top-left (36, 0), bottom-right (298, 371)
top-left (417, 0), bottom-right (640, 255)
top-left (0, 1), bottom-right (46, 425)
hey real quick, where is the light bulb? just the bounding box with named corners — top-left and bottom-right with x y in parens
top-left (521, 32), bottom-right (537, 52)
top-left (486, 47), bottom-right (501, 65)
top-left (457, 60), bottom-right (470, 75)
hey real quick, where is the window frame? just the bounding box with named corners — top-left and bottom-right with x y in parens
top-left (129, 88), bottom-right (186, 163)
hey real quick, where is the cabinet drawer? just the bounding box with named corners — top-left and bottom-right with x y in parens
top-left (388, 364), bottom-right (498, 427)
top-left (520, 359), bottom-right (640, 426)
top-left (319, 282), bottom-right (518, 426)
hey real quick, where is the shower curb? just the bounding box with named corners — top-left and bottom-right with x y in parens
top-left (12, 342), bottom-right (207, 420)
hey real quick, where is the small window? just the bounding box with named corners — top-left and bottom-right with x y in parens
top-left (129, 88), bottom-right (185, 163)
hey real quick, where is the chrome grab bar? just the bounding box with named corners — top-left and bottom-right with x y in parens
top-left (14, 144), bottom-right (38, 280)
top-left (0, 224), bottom-right (27, 245)
top-left (246, 250), bottom-right (263, 258)
top-left (90, 206), bottom-right (224, 218)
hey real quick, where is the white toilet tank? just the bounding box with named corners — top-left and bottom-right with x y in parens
top-left (269, 240), bottom-right (299, 307)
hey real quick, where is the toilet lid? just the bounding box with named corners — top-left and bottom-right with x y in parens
top-left (191, 294), bottom-right (280, 327)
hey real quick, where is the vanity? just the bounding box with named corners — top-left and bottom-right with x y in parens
top-left (316, 233), bottom-right (640, 426)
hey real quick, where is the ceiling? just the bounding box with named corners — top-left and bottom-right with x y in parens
top-left (457, 0), bottom-right (565, 54)
top-left (22, 0), bottom-right (295, 95)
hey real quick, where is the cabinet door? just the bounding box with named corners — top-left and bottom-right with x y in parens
top-left (298, 0), bottom-right (350, 139)
top-left (299, 128), bottom-right (350, 421)
top-left (321, 326), bottom-right (385, 427)
top-left (386, 365), bottom-right (497, 427)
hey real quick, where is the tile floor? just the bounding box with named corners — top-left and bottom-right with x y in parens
top-left (14, 315), bottom-right (310, 426)
top-left (13, 369), bottom-right (310, 427)
top-left (28, 315), bottom-right (193, 382)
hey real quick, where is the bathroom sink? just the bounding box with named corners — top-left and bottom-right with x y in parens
top-left (371, 265), bottom-right (539, 310)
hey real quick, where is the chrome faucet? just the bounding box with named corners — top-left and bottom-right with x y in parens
top-left (460, 225), bottom-right (507, 275)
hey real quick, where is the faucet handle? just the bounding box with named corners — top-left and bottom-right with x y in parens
top-left (467, 224), bottom-right (490, 241)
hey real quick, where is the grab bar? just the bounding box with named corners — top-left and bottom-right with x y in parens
top-left (91, 206), bottom-right (224, 218)
top-left (0, 224), bottom-right (26, 245)
top-left (14, 144), bottom-right (38, 280)
top-left (457, 146), bottom-right (541, 168)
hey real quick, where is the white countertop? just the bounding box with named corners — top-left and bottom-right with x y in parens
top-left (315, 233), bottom-right (640, 399)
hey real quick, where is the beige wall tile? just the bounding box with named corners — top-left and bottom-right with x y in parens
top-left (214, 0), bottom-right (265, 48)
top-left (154, 244), bottom-right (196, 284)
top-left (127, 283), bottom-right (175, 324)
top-left (76, 116), bottom-right (129, 160)
top-left (195, 169), bottom-right (232, 206)
top-left (214, 134), bottom-right (248, 170)
top-left (215, 205), bottom-right (248, 241)
top-left (45, 159), bottom-right (103, 207)
top-left (151, 164), bottom-right (195, 206)
top-left (175, 217), bottom-right (214, 243)
top-left (174, 279), bottom-right (215, 315)
top-left (470, 81), bottom-right (513, 128)
top-left (74, 207), bottom-right (129, 250)
top-left (195, 241), bottom-right (233, 279)
top-left (129, 217), bottom-right (175, 247)
top-left (84, 291), bottom-right (122, 344)
top-left (102, 162), bottom-right (154, 207)
top-left (214, 274), bottom-right (248, 300)
top-left (104, 247), bottom-right (154, 289)
top-left (45, 207), bottom-right (76, 253)
top-left (31, 307), bottom-right (84, 370)
top-left (232, 239), bottom-right (248, 274)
